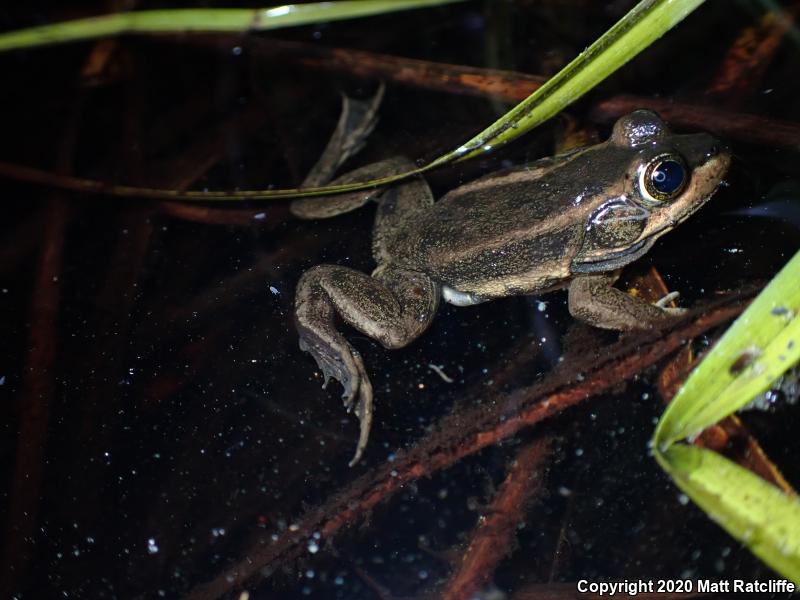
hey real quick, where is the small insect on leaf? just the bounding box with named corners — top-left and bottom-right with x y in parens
top-left (729, 347), bottom-right (762, 376)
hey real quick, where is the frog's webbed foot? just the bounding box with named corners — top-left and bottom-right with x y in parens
top-left (302, 84), bottom-right (385, 188)
top-left (291, 157), bottom-right (416, 220)
top-left (297, 329), bottom-right (373, 467)
top-left (568, 273), bottom-right (687, 331)
top-left (295, 264), bottom-right (439, 465)
top-left (291, 85), bottom-right (395, 220)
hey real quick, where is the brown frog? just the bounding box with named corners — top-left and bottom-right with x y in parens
top-left (292, 103), bottom-right (730, 465)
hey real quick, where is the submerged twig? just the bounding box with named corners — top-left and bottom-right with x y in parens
top-left (186, 35), bottom-right (546, 102)
top-left (0, 96), bottom-right (82, 594)
top-left (707, 1), bottom-right (800, 104)
top-left (441, 436), bottom-right (553, 600)
top-left (183, 293), bottom-right (751, 600)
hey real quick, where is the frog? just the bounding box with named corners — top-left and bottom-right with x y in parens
top-left (292, 95), bottom-right (730, 466)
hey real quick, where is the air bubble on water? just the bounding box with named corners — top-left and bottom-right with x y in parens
top-left (147, 538), bottom-right (159, 554)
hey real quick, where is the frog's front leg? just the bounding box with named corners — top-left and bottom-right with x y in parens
top-left (295, 264), bottom-right (439, 465)
top-left (568, 272), bottom-right (684, 331)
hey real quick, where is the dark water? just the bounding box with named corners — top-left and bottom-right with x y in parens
top-left (1, 1), bottom-right (799, 598)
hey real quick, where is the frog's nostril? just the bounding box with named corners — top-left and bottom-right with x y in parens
top-left (706, 142), bottom-right (731, 159)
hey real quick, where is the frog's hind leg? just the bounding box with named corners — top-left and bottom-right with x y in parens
top-left (291, 85), bottom-right (407, 220)
top-left (370, 159), bottom-right (434, 264)
top-left (295, 264), bottom-right (440, 465)
top-left (302, 85), bottom-right (384, 188)
top-left (291, 157), bottom-right (415, 220)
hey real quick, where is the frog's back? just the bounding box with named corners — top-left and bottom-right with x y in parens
top-left (389, 150), bottom-right (625, 297)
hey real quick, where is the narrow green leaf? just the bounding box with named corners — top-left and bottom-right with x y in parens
top-left (654, 249), bottom-right (800, 448)
top-left (652, 251), bottom-right (800, 582)
top-left (429, 0), bottom-right (707, 166)
top-left (271, 0), bottom-right (710, 197)
top-left (656, 445), bottom-right (800, 584)
top-left (0, 0), bottom-right (707, 201)
top-left (0, 1), bottom-right (465, 53)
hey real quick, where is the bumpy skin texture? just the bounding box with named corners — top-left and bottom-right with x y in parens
top-left (295, 261), bottom-right (439, 466)
top-left (293, 104), bottom-right (731, 465)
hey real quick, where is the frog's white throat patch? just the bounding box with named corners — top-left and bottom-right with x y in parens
top-left (442, 286), bottom-right (483, 306)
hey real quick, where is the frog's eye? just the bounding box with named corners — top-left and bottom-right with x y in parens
top-left (640, 154), bottom-right (688, 202)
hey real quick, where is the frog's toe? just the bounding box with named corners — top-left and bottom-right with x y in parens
top-left (298, 333), bottom-right (374, 465)
top-left (339, 348), bottom-right (365, 409)
top-left (298, 335), bottom-right (360, 400)
top-left (660, 306), bottom-right (688, 317)
top-left (654, 291), bottom-right (681, 308)
top-left (348, 360), bottom-right (374, 467)
top-left (326, 349), bottom-right (374, 466)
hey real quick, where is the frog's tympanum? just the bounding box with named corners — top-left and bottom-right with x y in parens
top-left (292, 109), bottom-right (730, 465)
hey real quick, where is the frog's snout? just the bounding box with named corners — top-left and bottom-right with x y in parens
top-left (705, 144), bottom-right (721, 160)
top-left (704, 140), bottom-right (730, 162)
top-left (678, 133), bottom-right (730, 171)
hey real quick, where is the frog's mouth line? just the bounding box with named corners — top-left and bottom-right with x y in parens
top-left (571, 237), bottom-right (655, 273)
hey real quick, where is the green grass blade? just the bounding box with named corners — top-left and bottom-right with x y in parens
top-left (654, 249), bottom-right (800, 448)
top-left (0, 0), bottom-right (707, 200)
top-left (0, 1), bottom-right (465, 53)
top-left (429, 0), bottom-right (707, 167)
top-left (652, 251), bottom-right (800, 581)
top-left (656, 444), bottom-right (800, 584)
